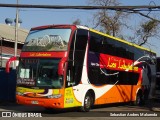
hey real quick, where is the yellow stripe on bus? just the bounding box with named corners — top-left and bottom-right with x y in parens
top-left (16, 87), bottom-right (45, 93)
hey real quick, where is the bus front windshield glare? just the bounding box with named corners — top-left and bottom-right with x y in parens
top-left (17, 58), bottom-right (63, 89)
top-left (22, 28), bottom-right (71, 51)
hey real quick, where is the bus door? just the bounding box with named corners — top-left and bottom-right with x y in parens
top-left (64, 29), bottom-right (88, 107)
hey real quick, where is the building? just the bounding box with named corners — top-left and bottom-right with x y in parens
top-left (0, 23), bottom-right (29, 68)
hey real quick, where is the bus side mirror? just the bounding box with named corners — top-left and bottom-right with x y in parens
top-left (58, 57), bottom-right (67, 75)
top-left (6, 56), bottom-right (17, 73)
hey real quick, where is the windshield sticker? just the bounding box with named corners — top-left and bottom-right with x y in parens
top-left (17, 78), bottom-right (35, 86)
top-left (20, 69), bottom-right (30, 78)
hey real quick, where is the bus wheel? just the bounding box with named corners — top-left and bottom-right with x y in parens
top-left (80, 92), bottom-right (93, 112)
top-left (134, 92), bottom-right (143, 106)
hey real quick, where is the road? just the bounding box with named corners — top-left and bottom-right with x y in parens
top-left (0, 99), bottom-right (160, 120)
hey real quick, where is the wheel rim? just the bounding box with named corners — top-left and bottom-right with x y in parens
top-left (84, 96), bottom-right (91, 109)
top-left (136, 93), bottom-right (142, 105)
top-left (137, 95), bottom-right (141, 105)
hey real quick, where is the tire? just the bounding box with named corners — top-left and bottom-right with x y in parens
top-left (134, 92), bottom-right (144, 106)
top-left (80, 92), bottom-right (93, 112)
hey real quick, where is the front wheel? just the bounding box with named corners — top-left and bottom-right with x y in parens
top-left (80, 92), bottom-right (93, 112)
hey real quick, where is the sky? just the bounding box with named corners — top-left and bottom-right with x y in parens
top-left (0, 0), bottom-right (160, 56)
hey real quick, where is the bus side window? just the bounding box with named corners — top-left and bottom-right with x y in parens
top-left (89, 32), bottom-right (102, 53)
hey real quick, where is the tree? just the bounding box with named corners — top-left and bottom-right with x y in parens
top-left (88, 0), bottom-right (129, 37)
top-left (72, 18), bottom-right (81, 25)
top-left (88, 0), bottom-right (160, 47)
top-left (126, 14), bottom-right (160, 46)
top-left (136, 19), bottom-right (159, 46)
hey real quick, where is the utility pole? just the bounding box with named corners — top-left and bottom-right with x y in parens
top-left (0, 37), bottom-right (2, 68)
top-left (14, 0), bottom-right (19, 68)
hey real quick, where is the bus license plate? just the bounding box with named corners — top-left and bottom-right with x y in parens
top-left (31, 100), bottom-right (38, 104)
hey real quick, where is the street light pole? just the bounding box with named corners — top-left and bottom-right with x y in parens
top-left (14, 0), bottom-right (19, 68)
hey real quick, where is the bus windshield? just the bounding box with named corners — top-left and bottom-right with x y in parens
top-left (22, 28), bottom-right (71, 51)
top-left (17, 58), bottom-right (63, 88)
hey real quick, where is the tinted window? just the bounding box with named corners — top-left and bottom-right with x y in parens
top-left (89, 32), bottom-right (132, 59)
top-left (66, 29), bottom-right (88, 87)
top-left (157, 58), bottom-right (160, 72)
top-left (17, 58), bottom-right (63, 88)
top-left (88, 32), bottom-right (139, 85)
top-left (89, 32), bottom-right (102, 53)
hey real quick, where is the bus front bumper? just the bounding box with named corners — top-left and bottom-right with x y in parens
top-left (16, 95), bottom-right (64, 109)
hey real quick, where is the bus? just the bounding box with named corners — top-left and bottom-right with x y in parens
top-left (6, 24), bottom-right (156, 112)
top-left (156, 57), bottom-right (160, 86)
top-left (155, 57), bottom-right (160, 98)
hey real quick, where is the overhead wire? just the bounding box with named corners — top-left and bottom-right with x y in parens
top-left (0, 3), bottom-right (160, 11)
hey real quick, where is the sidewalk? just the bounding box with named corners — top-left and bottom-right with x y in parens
top-left (151, 98), bottom-right (160, 112)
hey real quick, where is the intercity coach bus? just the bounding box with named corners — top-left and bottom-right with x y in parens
top-left (155, 57), bottom-right (160, 98)
top-left (6, 24), bottom-right (156, 112)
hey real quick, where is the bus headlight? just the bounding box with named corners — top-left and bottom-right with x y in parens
top-left (47, 94), bottom-right (62, 99)
top-left (16, 92), bottom-right (24, 96)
